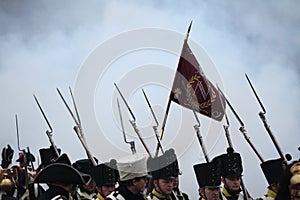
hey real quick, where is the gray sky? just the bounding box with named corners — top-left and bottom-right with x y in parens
top-left (1, 1), bottom-right (299, 199)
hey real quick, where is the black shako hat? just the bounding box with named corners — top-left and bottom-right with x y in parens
top-left (34, 162), bottom-right (91, 185)
top-left (91, 159), bottom-right (118, 186)
top-left (214, 147), bottom-right (243, 179)
top-left (147, 148), bottom-right (179, 179)
top-left (260, 158), bottom-right (285, 185)
top-left (193, 159), bottom-right (221, 188)
top-left (39, 147), bottom-right (61, 167)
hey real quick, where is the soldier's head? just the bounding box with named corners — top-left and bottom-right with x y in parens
top-left (16, 152), bottom-right (35, 168)
top-left (117, 153), bottom-right (148, 194)
top-left (34, 162), bottom-right (91, 195)
top-left (193, 159), bottom-right (221, 200)
top-left (147, 149), bottom-right (179, 195)
top-left (72, 158), bottom-right (97, 194)
top-left (260, 158), bottom-right (285, 193)
top-left (213, 148), bottom-right (243, 192)
top-left (91, 159), bottom-right (118, 197)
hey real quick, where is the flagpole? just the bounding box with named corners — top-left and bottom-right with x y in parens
top-left (154, 21), bottom-right (193, 157)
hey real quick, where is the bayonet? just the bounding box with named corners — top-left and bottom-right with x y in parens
top-left (218, 88), bottom-right (264, 163)
top-left (245, 73), bottom-right (285, 162)
top-left (117, 98), bottom-right (136, 154)
top-left (114, 83), bottom-right (152, 157)
top-left (57, 87), bottom-right (96, 166)
top-left (142, 88), bottom-right (164, 156)
top-left (33, 95), bottom-right (60, 157)
top-left (15, 114), bottom-right (30, 199)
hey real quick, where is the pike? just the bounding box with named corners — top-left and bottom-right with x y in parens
top-left (142, 89), bottom-right (164, 157)
top-left (117, 98), bottom-right (136, 154)
top-left (15, 114), bottom-right (30, 200)
top-left (245, 73), bottom-right (285, 162)
top-left (218, 88), bottom-right (264, 163)
top-left (33, 95), bottom-right (60, 157)
top-left (56, 87), bottom-right (97, 166)
top-left (114, 83), bottom-right (152, 157)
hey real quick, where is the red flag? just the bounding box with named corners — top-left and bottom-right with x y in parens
top-left (169, 40), bottom-right (225, 121)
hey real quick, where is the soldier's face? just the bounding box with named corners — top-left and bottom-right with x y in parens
top-left (154, 178), bottom-right (174, 195)
top-left (99, 185), bottom-right (115, 197)
top-left (222, 177), bottom-right (241, 192)
top-left (203, 187), bottom-right (220, 200)
top-left (133, 176), bottom-right (147, 193)
top-left (173, 176), bottom-right (179, 189)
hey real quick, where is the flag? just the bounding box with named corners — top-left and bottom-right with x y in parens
top-left (169, 40), bottom-right (225, 121)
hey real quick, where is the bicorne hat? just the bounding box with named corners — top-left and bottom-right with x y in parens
top-left (34, 162), bottom-right (91, 185)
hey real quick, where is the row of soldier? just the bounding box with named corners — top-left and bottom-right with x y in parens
top-left (0, 144), bottom-right (299, 200)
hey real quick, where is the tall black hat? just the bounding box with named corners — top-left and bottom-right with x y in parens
top-left (39, 147), bottom-right (61, 167)
top-left (147, 148), bottom-right (178, 179)
top-left (260, 158), bottom-right (285, 185)
top-left (215, 147), bottom-right (243, 179)
top-left (193, 159), bottom-right (221, 188)
top-left (34, 163), bottom-right (91, 185)
top-left (91, 159), bottom-right (118, 186)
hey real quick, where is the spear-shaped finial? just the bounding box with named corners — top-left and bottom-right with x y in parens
top-left (185, 20), bottom-right (193, 40)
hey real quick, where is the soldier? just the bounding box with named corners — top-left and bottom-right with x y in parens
top-left (214, 148), bottom-right (246, 200)
top-left (106, 153), bottom-right (148, 200)
top-left (72, 159), bottom-right (97, 199)
top-left (257, 158), bottom-right (285, 200)
top-left (193, 159), bottom-right (221, 200)
top-left (15, 151), bottom-right (36, 199)
top-left (0, 145), bottom-right (17, 200)
top-left (275, 161), bottom-right (300, 200)
top-left (35, 162), bottom-right (91, 200)
top-left (146, 149), bottom-right (179, 200)
top-left (90, 159), bottom-right (118, 200)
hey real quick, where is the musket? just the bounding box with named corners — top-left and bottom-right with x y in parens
top-left (181, 81), bottom-right (209, 162)
top-left (218, 88), bottom-right (264, 163)
top-left (216, 89), bottom-right (251, 200)
top-left (245, 73), bottom-right (285, 162)
top-left (117, 98), bottom-right (136, 154)
top-left (56, 87), bottom-right (97, 167)
top-left (15, 114), bottom-right (30, 200)
top-left (114, 83), bottom-right (152, 157)
top-left (142, 89), bottom-right (164, 157)
top-left (33, 95), bottom-right (60, 157)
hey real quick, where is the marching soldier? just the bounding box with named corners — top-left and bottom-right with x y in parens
top-left (35, 162), bottom-right (91, 200)
top-left (257, 158), bottom-right (285, 200)
top-left (146, 149), bottom-right (179, 200)
top-left (106, 153), bottom-right (148, 200)
top-left (193, 159), bottom-right (222, 200)
top-left (90, 159), bottom-right (118, 200)
top-left (15, 151), bottom-right (36, 199)
top-left (213, 148), bottom-right (246, 200)
top-left (72, 159), bottom-right (97, 199)
top-left (0, 144), bottom-right (17, 199)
